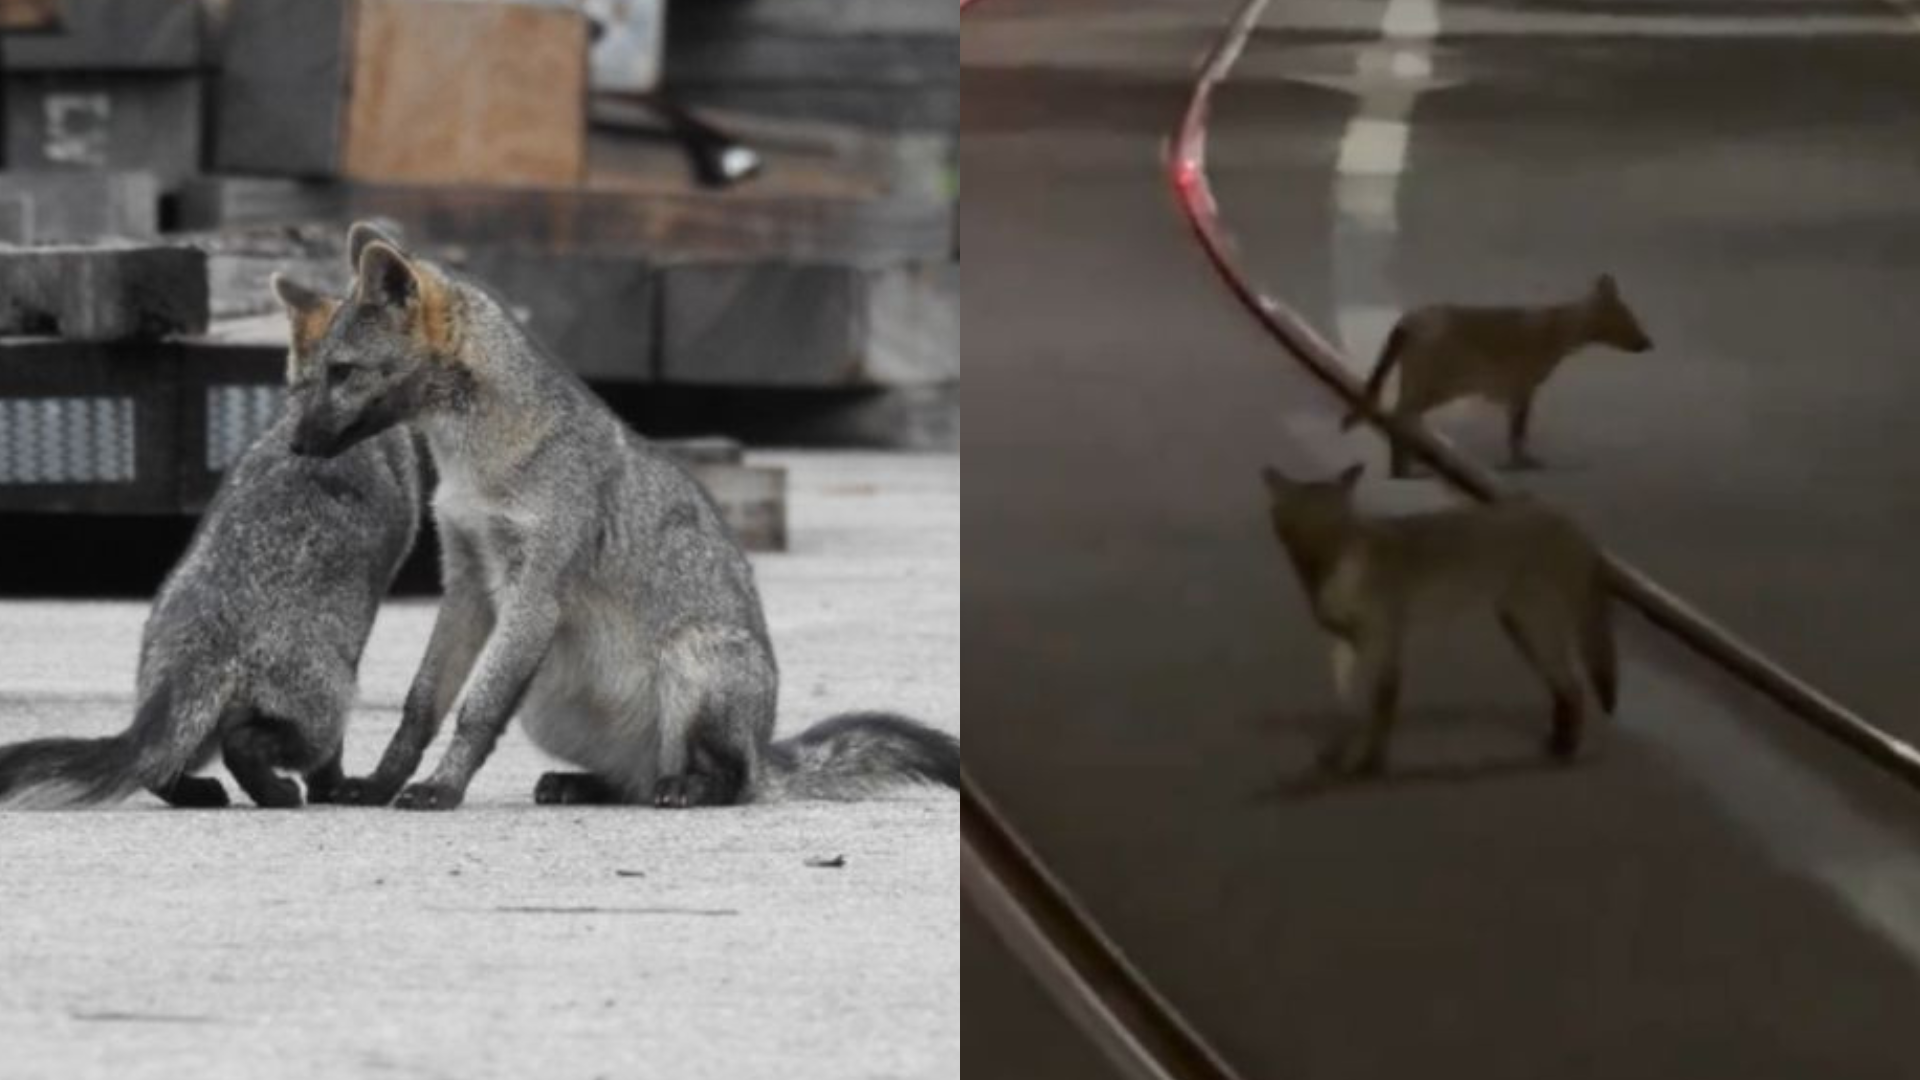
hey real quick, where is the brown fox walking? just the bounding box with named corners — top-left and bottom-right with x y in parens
top-left (1342, 274), bottom-right (1653, 477)
top-left (1261, 463), bottom-right (1616, 775)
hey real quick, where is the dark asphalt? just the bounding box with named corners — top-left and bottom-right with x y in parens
top-left (966, 0), bottom-right (1920, 1076)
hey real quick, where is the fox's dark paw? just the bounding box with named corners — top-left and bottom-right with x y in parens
top-left (247, 777), bottom-right (305, 810)
top-left (535, 772), bottom-right (619, 806)
top-left (328, 777), bottom-right (399, 806)
top-left (394, 782), bottom-right (464, 812)
top-left (163, 776), bottom-right (231, 809)
top-left (651, 774), bottom-right (715, 809)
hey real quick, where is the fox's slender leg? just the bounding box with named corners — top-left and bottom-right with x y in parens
top-left (1499, 606), bottom-right (1584, 760)
top-left (1351, 652), bottom-right (1403, 775)
top-left (1388, 405), bottom-right (1418, 479)
top-left (534, 772), bottom-right (622, 805)
top-left (1505, 393), bottom-right (1544, 470)
top-left (395, 587), bottom-right (559, 811)
top-left (338, 530), bottom-right (494, 806)
top-left (652, 633), bottom-right (773, 808)
top-left (1387, 378), bottom-right (1438, 479)
top-left (1320, 628), bottom-right (1402, 774)
top-left (1316, 636), bottom-right (1363, 770)
top-left (222, 716), bottom-right (307, 809)
top-left (151, 775), bottom-right (230, 809)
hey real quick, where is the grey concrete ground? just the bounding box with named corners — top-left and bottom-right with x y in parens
top-left (0, 451), bottom-right (959, 1080)
top-left (966, 1), bottom-right (1920, 1076)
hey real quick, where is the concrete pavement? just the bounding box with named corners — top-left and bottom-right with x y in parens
top-left (0, 451), bottom-right (959, 1080)
top-left (965, 1), bottom-right (1920, 1075)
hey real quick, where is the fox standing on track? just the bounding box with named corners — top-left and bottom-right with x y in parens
top-left (0, 276), bottom-right (421, 810)
top-left (1261, 463), bottom-right (1616, 776)
top-left (1342, 274), bottom-right (1654, 477)
top-left (288, 222), bottom-right (959, 811)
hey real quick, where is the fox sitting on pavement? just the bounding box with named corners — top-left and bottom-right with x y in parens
top-left (1261, 463), bottom-right (1616, 776)
top-left (0, 276), bottom-right (421, 810)
top-left (289, 222), bottom-right (959, 811)
top-left (1342, 274), bottom-right (1654, 477)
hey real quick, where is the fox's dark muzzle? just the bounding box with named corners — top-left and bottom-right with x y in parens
top-left (290, 410), bottom-right (353, 459)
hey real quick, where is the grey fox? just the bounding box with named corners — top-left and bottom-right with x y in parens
top-left (1342, 274), bottom-right (1653, 476)
top-left (0, 275), bottom-right (420, 809)
top-left (290, 222), bottom-right (958, 811)
top-left (1261, 463), bottom-right (1616, 775)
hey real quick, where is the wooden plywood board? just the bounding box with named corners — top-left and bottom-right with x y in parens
top-left (344, 0), bottom-right (587, 187)
top-left (0, 0), bottom-right (61, 33)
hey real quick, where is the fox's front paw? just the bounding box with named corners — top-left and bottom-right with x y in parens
top-left (327, 777), bottom-right (399, 806)
top-left (394, 782), bottom-right (464, 811)
top-left (652, 774), bottom-right (715, 809)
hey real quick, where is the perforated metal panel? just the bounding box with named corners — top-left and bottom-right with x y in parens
top-left (0, 396), bottom-right (136, 483)
top-left (205, 383), bottom-right (284, 472)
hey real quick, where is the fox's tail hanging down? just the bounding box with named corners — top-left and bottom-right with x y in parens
top-left (1582, 572), bottom-right (1618, 715)
top-left (761, 711), bottom-right (960, 802)
top-left (0, 681), bottom-right (203, 809)
top-left (1341, 321), bottom-right (1408, 431)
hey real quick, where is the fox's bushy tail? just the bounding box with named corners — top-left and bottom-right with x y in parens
top-left (1582, 572), bottom-right (1618, 714)
top-left (1342, 321), bottom-right (1408, 431)
top-left (0, 681), bottom-right (207, 809)
top-left (761, 711), bottom-right (959, 802)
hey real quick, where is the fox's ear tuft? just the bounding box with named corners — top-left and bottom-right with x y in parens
top-left (358, 240), bottom-right (421, 310)
top-left (1336, 463), bottom-right (1365, 491)
top-left (1595, 272), bottom-right (1618, 297)
top-left (347, 220), bottom-right (403, 268)
top-left (270, 273), bottom-right (339, 369)
top-left (270, 271), bottom-right (320, 314)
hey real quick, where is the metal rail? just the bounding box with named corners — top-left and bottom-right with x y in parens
top-left (963, 773), bottom-right (1254, 1080)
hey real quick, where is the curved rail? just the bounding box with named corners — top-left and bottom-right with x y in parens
top-left (1169, 0), bottom-right (1920, 789)
top-left (962, 773), bottom-right (1253, 1080)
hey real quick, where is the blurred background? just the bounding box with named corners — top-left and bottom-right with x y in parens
top-left (0, 0), bottom-right (958, 594)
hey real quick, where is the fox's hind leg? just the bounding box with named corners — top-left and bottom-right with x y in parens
top-left (534, 772), bottom-right (623, 805)
top-left (151, 775), bottom-right (230, 809)
top-left (651, 629), bottom-right (776, 808)
top-left (221, 715), bottom-right (315, 809)
top-left (1387, 379), bottom-right (1443, 479)
top-left (1504, 393), bottom-right (1545, 471)
top-left (304, 745), bottom-right (345, 804)
top-left (1498, 604), bottom-right (1584, 761)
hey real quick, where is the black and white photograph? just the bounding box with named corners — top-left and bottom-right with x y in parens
top-left (0, 1), bottom-right (958, 1077)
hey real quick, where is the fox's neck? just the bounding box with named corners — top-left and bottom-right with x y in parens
top-left (421, 342), bottom-right (585, 485)
top-left (1547, 297), bottom-right (1605, 354)
top-left (1276, 517), bottom-right (1361, 596)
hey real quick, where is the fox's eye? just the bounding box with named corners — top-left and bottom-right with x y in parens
top-left (324, 363), bottom-right (358, 385)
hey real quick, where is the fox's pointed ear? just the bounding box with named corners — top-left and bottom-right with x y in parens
top-left (1336, 463), bottom-right (1365, 491)
top-left (1595, 272), bottom-right (1618, 297)
top-left (270, 272), bottom-right (338, 381)
top-left (357, 239), bottom-right (422, 309)
top-left (357, 238), bottom-right (457, 352)
top-left (1261, 465), bottom-right (1292, 494)
top-left (347, 220), bottom-right (403, 269)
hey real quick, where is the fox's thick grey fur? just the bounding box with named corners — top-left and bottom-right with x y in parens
top-left (0, 277), bottom-right (421, 810)
top-left (292, 222), bottom-right (958, 811)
